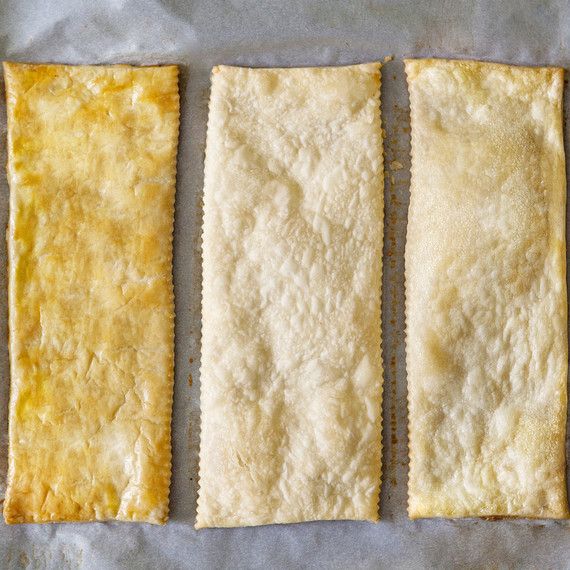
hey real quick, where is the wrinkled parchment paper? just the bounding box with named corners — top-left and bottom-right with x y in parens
top-left (1, 1), bottom-right (570, 568)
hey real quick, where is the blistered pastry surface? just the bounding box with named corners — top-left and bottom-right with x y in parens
top-left (3, 63), bottom-right (179, 524)
top-left (405, 58), bottom-right (568, 518)
top-left (197, 64), bottom-right (384, 528)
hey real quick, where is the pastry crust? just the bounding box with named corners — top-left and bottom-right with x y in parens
top-left (3, 62), bottom-right (179, 524)
top-left (405, 58), bottom-right (569, 519)
top-left (197, 64), bottom-right (384, 528)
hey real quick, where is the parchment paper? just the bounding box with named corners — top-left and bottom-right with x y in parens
top-left (1, 1), bottom-right (570, 568)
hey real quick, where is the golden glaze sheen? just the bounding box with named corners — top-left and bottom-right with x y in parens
top-left (197, 64), bottom-right (384, 528)
top-left (3, 63), bottom-right (179, 524)
top-left (405, 59), bottom-right (569, 519)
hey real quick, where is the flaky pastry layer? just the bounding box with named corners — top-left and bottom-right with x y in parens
top-left (197, 64), bottom-right (384, 528)
top-left (3, 62), bottom-right (179, 524)
top-left (405, 58), bottom-right (569, 519)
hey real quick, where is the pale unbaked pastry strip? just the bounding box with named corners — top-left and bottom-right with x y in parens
top-left (405, 58), bottom-right (569, 519)
top-left (197, 64), bottom-right (384, 528)
top-left (3, 63), bottom-right (179, 524)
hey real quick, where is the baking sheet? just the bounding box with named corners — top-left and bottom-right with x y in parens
top-left (1, 0), bottom-right (570, 568)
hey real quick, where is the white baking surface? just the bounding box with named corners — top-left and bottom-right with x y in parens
top-left (1, 0), bottom-right (570, 568)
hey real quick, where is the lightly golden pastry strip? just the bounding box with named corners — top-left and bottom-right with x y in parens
top-left (3, 63), bottom-right (179, 524)
top-left (405, 58), bottom-right (569, 519)
top-left (197, 64), bottom-right (384, 528)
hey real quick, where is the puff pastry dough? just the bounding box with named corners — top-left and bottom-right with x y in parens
top-left (405, 58), bottom-right (569, 519)
top-left (3, 63), bottom-right (179, 524)
top-left (197, 64), bottom-right (384, 528)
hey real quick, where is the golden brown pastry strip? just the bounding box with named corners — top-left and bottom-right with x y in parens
top-left (3, 63), bottom-right (179, 524)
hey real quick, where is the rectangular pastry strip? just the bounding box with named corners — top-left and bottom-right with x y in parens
top-left (3, 63), bottom-right (179, 524)
top-left (405, 58), bottom-right (569, 518)
top-left (197, 64), bottom-right (384, 528)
